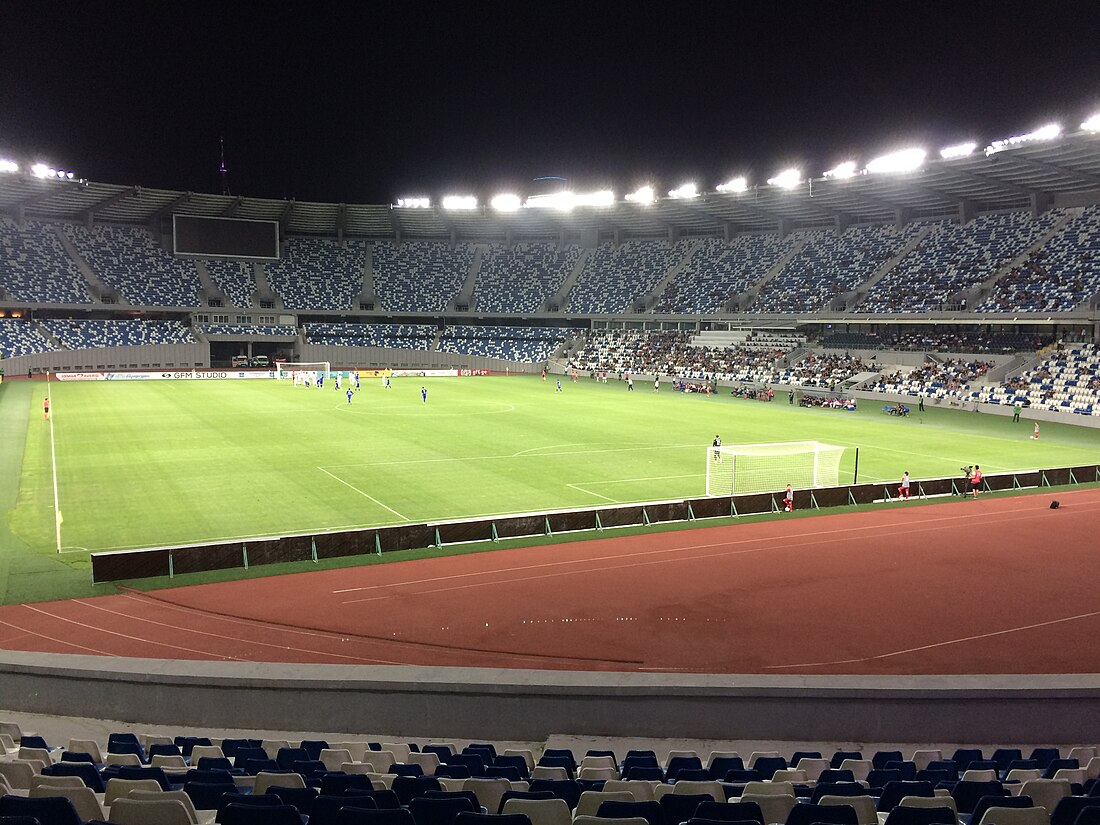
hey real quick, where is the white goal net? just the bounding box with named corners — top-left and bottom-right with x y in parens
top-left (276, 362), bottom-right (331, 384)
top-left (705, 441), bottom-right (847, 496)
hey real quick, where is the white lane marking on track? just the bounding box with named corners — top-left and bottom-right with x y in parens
top-left (0, 618), bottom-right (113, 656)
top-left (317, 467), bottom-right (410, 521)
top-left (335, 502), bottom-right (1073, 601)
top-left (763, 608), bottom-right (1100, 669)
top-left (20, 604), bottom-right (244, 660)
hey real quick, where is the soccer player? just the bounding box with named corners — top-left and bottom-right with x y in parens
top-left (421, 386), bottom-right (427, 405)
top-left (653, 376), bottom-right (660, 392)
top-left (899, 471), bottom-right (911, 500)
top-left (347, 387), bottom-right (354, 405)
top-left (783, 484), bottom-right (794, 512)
top-left (335, 373), bottom-right (341, 391)
top-left (712, 434), bottom-right (721, 463)
top-left (354, 371), bottom-right (360, 391)
top-left (627, 376), bottom-right (634, 391)
top-left (317, 373), bottom-right (324, 389)
top-left (1032, 422), bottom-right (1040, 440)
top-left (385, 375), bottom-right (392, 390)
top-left (556, 379), bottom-right (562, 393)
top-left (43, 396), bottom-right (50, 421)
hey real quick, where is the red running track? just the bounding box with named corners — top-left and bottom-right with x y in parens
top-left (0, 489), bottom-right (1098, 674)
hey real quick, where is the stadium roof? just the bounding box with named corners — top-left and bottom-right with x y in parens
top-left (2, 132), bottom-right (1099, 240)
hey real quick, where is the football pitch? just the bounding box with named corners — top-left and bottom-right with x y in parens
top-left (6, 373), bottom-right (1100, 563)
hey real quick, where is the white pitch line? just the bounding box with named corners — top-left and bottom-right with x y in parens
top-left (321, 443), bottom-right (707, 469)
top-left (317, 467), bottom-right (411, 522)
top-left (566, 483), bottom-right (618, 503)
top-left (571, 473), bottom-right (701, 487)
top-left (46, 377), bottom-right (62, 552)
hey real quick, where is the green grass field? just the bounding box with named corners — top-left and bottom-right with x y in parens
top-left (1, 374), bottom-right (1099, 602)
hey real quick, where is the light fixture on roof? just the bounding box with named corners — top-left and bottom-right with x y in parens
top-left (441, 195), bottom-right (478, 210)
top-left (625, 185), bottom-right (656, 204)
top-left (490, 193), bottom-right (522, 212)
top-left (30, 162), bottom-right (74, 180)
top-left (668, 183), bottom-right (698, 199)
top-left (767, 168), bottom-right (802, 189)
top-left (396, 197), bottom-right (431, 208)
top-left (525, 190), bottom-right (614, 211)
top-left (1082, 114), bottom-right (1100, 133)
top-left (716, 177), bottom-right (748, 193)
top-left (865, 148), bottom-right (926, 174)
top-left (939, 141), bottom-right (977, 159)
top-left (0, 159), bottom-right (18, 174)
top-left (823, 161), bottom-right (858, 179)
top-left (985, 123), bottom-right (1061, 155)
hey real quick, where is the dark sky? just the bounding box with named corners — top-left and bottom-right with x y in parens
top-left (1, 1), bottom-right (1098, 204)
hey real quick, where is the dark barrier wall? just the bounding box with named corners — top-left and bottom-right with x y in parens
top-left (91, 465), bottom-right (1100, 584)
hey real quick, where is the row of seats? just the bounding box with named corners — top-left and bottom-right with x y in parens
top-left (570, 242), bottom-right (691, 314)
top-left (0, 318), bottom-right (57, 359)
top-left (0, 219), bottom-right (91, 304)
top-left (265, 239), bottom-right (368, 311)
top-left (203, 260), bottom-right (256, 309)
top-left (40, 319), bottom-right (194, 350)
top-left (437, 327), bottom-right (577, 362)
top-left (656, 236), bottom-right (798, 314)
top-left (474, 244), bottom-right (581, 314)
top-left (198, 324), bottom-right (297, 337)
top-left (977, 344), bottom-right (1100, 416)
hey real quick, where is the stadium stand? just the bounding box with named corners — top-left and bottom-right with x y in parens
top-left (198, 323), bottom-right (296, 337)
top-left (306, 322), bottom-right (436, 350)
top-left (570, 241), bottom-right (689, 313)
top-left (437, 325), bottom-right (577, 362)
top-left (0, 318), bottom-right (57, 359)
top-left (40, 318), bottom-right (195, 350)
top-left (654, 234), bottom-right (796, 314)
top-left (977, 343), bottom-right (1100, 415)
top-left (0, 218), bottom-right (91, 304)
top-left (61, 223), bottom-right (201, 307)
top-left (821, 330), bottom-right (1052, 353)
top-left (474, 243), bottom-right (581, 313)
top-left (875, 358), bottom-right (996, 400)
top-left (754, 223), bottom-right (925, 314)
top-left (263, 238), bottom-right (367, 311)
top-left (858, 212), bottom-right (1061, 313)
top-left (373, 242), bottom-right (474, 312)
top-left (204, 259), bottom-right (256, 308)
top-left (977, 205), bottom-right (1100, 312)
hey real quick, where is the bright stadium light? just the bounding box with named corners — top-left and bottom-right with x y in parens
top-left (625, 185), bottom-right (656, 204)
top-left (767, 168), bottom-right (802, 189)
top-left (1082, 114), bottom-right (1100, 133)
top-left (396, 197), bottom-right (431, 208)
top-left (668, 183), bottom-right (698, 199)
top-left (578, 189), bottom-right (615, 208)
top-left (716, 177), bottom-right (748, 193)
top-left (940, 141), bottom-right (977, 159)
top-left (527, 192), bottom-right (575, 211)
top-left (985, 123), bottom-right (1061, 155)
top-left (0, 159), bottom-right (18, 174)
top-left (441, 195), bottom-right (478, 210)
top-left (490, 193), bottom-right (522, 212)
top-left (865, 148), bottom-right (926, 174)
top-left (823, 161), bottom-right (858, 179)
top-left (31, 163), bottom-right (50, 178)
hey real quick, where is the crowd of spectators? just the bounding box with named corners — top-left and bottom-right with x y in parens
top-left (876, 358), bottom-right (995, 394)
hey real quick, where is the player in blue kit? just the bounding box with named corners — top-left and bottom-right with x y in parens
top-left (346, 387), bottom-right (354, 404)
top-left (354, 371), bottom-right (360, 390)
top-left (335, 373), bottom-right (340, 391)
top-left (421, 386), bottom-right (428, 405)
top-left (317, 373), bottom-right (324, 389)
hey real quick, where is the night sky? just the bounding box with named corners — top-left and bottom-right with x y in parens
top-left (2, 1), bottom-right (1098, 204)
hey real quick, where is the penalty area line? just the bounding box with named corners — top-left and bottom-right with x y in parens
top-left (317, 467), bottom-right (411, 522)
top-left (566, 483), bottom-right (618, 503)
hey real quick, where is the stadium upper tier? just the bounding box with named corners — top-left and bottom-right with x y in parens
top-left (1, 208), bottom-right (1099, 314)
top-left (40, 318), bottom-right (194, 350)
top-left (438, 325), bottom-right (579, 362)
top-left (0, 218), bottom-right (90, 304)
top-left (306, 322), bottom-right (436, 350)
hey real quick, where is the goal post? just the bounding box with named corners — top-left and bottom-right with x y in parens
top-left (275, 361), bottom-right (331, 383)
top-left (705, 441), bottom-right (847, 496)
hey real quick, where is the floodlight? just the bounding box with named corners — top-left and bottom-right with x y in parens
top-left (767, 168), bottom-right (802, 189)
top-left (31, 163), bottom-right (49, 178)
top-left (0, 159), bottom-right (17, 174)
top-left (985, 123), bottom-right (1061, 155)
top-left (625, 185), bottom-right (656, 204)
top-left (865, 148), bottom-right (925, 174)
top-left (823, 161), bottom-right (858, 179)
top-left (490, 193), bottom-right (521, 212)
top-left (396, 197), bottom-right (431, 208)
top-left (66, 172), bottom-right (74, 180)
top-left (716, 177), bottom-right (747, 193)
top-left (940, 142), bottom-right (977, 159)
top-left (1082, 114), bottom-right (1100, 133)
top-left (441, 195), bottom-right (478, 210)
top-left (526, 192), bottom-right (574, 211)
top-left (668, 183), bottom-right (698, 199)
top-left (577, 189), bottom-right (615, 207)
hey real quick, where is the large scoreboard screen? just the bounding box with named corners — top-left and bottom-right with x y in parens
top-left (173, 215), bottom-right (280, 260)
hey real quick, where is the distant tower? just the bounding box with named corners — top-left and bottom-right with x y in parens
top-left (219, 136), bottom-right (230, 195)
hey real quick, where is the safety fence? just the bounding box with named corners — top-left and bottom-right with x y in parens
top-left (90, 464), bottom-right (1100, 583)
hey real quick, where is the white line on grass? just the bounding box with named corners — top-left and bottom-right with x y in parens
top-left (46, 376), bottom-right (62, 553)
top-left (316, 467), bottom-right (411, 522)
top-left (566, 483), bottom-right (618, 503)
top-left (322, 443), bottom-right (707, 469)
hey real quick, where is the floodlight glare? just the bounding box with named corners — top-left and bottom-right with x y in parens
top-left (490, 193), bottom-right (522, 212)
top-left (0, 159), bottom-right (18, 174)
top-left (865, 148), bottom-right (926, 174)
top-left (66, 172), bottom-right (74, 180)
top-left (985, 123), bottom-right (1061, 155)
top-left (625, 185), bottom-right (656, 204)
top-left (823, 161), bottom-right (858, 179)
top-left (767, 168), bottom-right (802, 189)
top-left (668, 183), bottom-right (698, 199)
top-left (578, 189), bottom-right (615, 208)
top-left (31, 163), bottom-right (49, 179)
top-left (939, 142), bottom-right (977, 159)
top-left (526, 192), bottom-right (575, 211)
top-left (441, 195), bottom-right (478, 210)
top-left (1082, 114), bottom-right (1100, 133)
top-left (716, 177), bottom-right (748, 193)
top-left (396, 197), bottom-right (431, 208)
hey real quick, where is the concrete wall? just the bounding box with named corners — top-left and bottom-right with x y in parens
top-left (2, 343), bottom-right (208, 375)
top-left (299, 344), bottom-right (540, 373)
